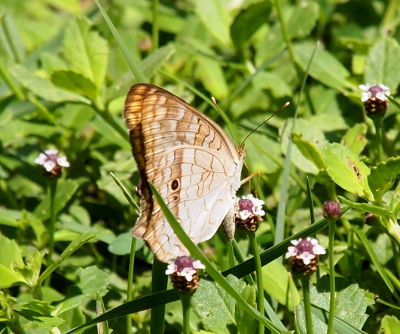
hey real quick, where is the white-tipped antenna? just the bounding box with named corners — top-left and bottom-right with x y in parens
top-left (240, 102), bottom-right (290, 146)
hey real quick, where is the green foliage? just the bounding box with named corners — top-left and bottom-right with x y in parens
top-left (1, 0), bottom-right (400, 333)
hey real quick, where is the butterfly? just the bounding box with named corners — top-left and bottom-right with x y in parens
top-left (124, 83), bottom-right (245, 262)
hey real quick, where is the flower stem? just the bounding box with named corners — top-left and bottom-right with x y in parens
top-left (249, 233), bottom-right (264, 334)
top-left (45, 179), bottom-right (57, 287)
top-left (180, 293), bottom-right (192, 334)
top-left (126, 236), bottom-right (136, 334)
top-left (327, 219), bottom-right (336, 334)
top-left (300, 275), bottom-right (314, 334)
top-left (373, 118), bottom-right (384, 162)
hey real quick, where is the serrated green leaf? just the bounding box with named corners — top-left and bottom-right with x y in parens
top-left (10, 64), bottom-right (89, 103)
top-left (0, 236), bottom-right (27, 288)
top-left (338, 196), bottom-right (392, 217)
top-left (294, 43), bottom-right (353, 90)
top-left (51, 69), bottom-right (98, 100)
top-left (63, 17), bottom-right (109, 90)
top-left (322, 143), bottom-right (373, 201)
top-left (341, 123), bottom-right (367, 154)
top-left (192, 275), bottom-right (245, 333)
top-left (297, 276), bottom-right (368, 333)
top-left (15, 300), bottom-right (64, 330)
top-left (364, 38), bottom-right (400, 90)
top-left (369, 157), bottom-right (400, 203)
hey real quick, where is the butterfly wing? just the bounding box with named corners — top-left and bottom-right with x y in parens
top-left (124, 84), bottom-right (244, 262)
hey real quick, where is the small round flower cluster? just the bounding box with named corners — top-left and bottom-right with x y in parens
top-left (285, 237), bottom-right (326, 275)
top-left (165, 256), bottom-right (205, 293)
top-left (35, 149), bottom-right (69, 177)
top-left (359, 84), bottom-right (390, 118)
top-left (235, 194), bottom-right (265, 232)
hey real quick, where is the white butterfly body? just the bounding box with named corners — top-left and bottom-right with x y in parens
top-left (124, 84), bottom-right (244, 262)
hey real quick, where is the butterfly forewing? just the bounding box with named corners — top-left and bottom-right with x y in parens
top-left (124, 84), bottom-right (244, 262)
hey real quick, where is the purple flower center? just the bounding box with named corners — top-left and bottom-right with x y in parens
top-left (295, 239), bottom-right (314, 254)
top-left (239, 199), bottom-right (254, 212)
top-left (369, 85), bottom-right (384, 97)
top-left (175, 256), bottom-right (194, 271)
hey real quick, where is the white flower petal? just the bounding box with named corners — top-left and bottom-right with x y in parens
top-left (43, 161), bottom-right (56, 172)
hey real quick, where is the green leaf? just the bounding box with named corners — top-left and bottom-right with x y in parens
top-left (369, 157), bottom-right (400, 203)
top-left (76, 266), bottom-right (109, 296)
top-left (297, 276), bottom-right (368, 333)
top-left (281, 118), bottom-right (327, 174)
top-left (194, 0), bottom-right (232, 47)
top-left (141, 44), bottom-right (175, 78)
top-left (51, 69), bottom-right (98, 100)
top-left (236, 285), bottom-right (258, 334)
top-left (63, 17), bottom-right (109, 91)
top-left (191, 275), bottom-right (243, 333)
top-left (262, 260), bottom-right (300, 310)
top-left (34, 178), bottom-right (86, 220)
top-left (391, 182), bottom-right (400, 216)
top-left (381, 315), bottom-right (400, 334)
top-left (230, 1), bottom-right (272, 51)
top-left (292, 132), bottom-right (326, 170)
top-left (322, 143), bottom-right (373, 201)
top-left (341, 123), bottom-right (368, 155)
top-left (0, 235), bottom-right (27, 288)
top-left (339, 196), bottom-right (393, 217)
top-left (294, 43), bottom-right (353, 91)
top-left (14, 300), bottom-right (64, 330)
top-left (364, 38), bottom-right (400, 90)
top-left (10, 64), bottom-right (89, 103)
top-left (108, 231), bottom-right (140, 256)
top-left (195, 44), bottom-right (228, 99)
top-left (0, 119), bottom-right (59, 144)
top-left (17, 250), bottom-right (44, 288)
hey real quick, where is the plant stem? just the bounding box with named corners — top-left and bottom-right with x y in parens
top-left (150, 259), bottom-right (168, 334)
top-left (327, 219), bottom-right (336, 334)
top-left (151, 0), bottom-right (159, 52)
top-left (249, 233), bottom-right (264, 334)
top-left (180, 293), bottom-right (192, 334)
top-left (126, 236), bottom-right (136, 334)
top-left (45, 179), bottom-right (57, 287)
top-left (300, 275), bottom-right (314, 334)
top-left (373, 118), bottom-right (384, 162)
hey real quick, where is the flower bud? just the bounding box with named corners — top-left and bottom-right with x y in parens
top-left (323, 201), bottom-right (342, 220)
top-left (235, 194), bottom-right (265, 233)
top-left (34, 149), bottom-right (70, 178)
top-left (165, 256), bottom-right (205, 293)
top-left (285, 237), bottom-right (326, 275)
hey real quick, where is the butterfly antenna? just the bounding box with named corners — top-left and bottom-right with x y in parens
top-left (211, 96), bottom-right (236, 145)
top-left (240, 102), bottom-right (290, 146)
